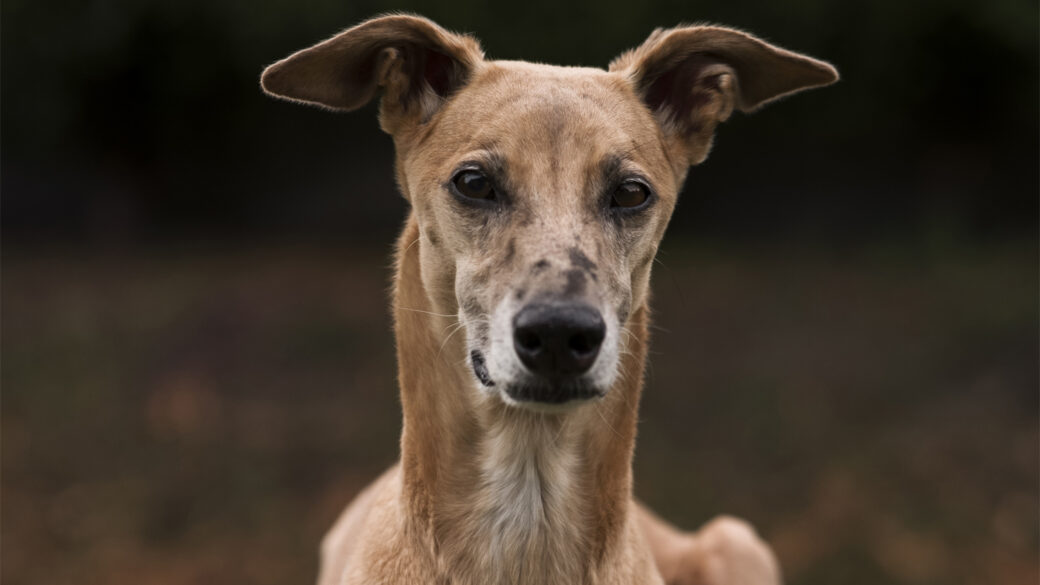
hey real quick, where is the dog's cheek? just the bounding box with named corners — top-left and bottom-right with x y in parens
top-left (418, 243), bottom-right (459, 313)
top-left (454, 257), bottom-right (501, 322)
top-left (627, 247), bottom-right (656, 310)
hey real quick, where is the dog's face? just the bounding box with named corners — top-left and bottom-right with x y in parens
top-left (406, 63), bottom-right (679, 408)
top-left (261, 15), bottom-right (837, 410)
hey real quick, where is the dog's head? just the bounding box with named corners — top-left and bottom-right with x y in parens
top-left (262, 15), bottom-right (836, 411)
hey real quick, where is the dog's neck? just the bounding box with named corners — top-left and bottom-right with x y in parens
top-left (392, 216), bottom-right (649, 585)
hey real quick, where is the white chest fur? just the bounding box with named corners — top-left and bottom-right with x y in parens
top-left (463, 416), bottom-right (590, 585)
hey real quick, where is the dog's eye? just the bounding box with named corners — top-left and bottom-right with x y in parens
top-left (611, 181), bottom-right (649, 209)
top-left (453, 170), bottom-right (496, 200)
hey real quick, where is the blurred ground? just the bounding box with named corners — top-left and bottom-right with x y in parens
top-left (3, 236), bottom-right (1036, 585)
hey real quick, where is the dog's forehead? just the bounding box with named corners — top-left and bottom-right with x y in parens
top-left (431, 61), bottom-right (668, 168)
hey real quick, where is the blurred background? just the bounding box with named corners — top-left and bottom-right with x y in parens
top-left (3, 0), bottom-right (1036, 584)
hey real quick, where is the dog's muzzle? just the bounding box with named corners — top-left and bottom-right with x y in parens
top-left (507, 302), bottom-right (605, 403)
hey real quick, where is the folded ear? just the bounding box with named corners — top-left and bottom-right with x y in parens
top-left (610, 26), bottom-right (838, 165)
top-left (260, 14), bottom-right (483, 133)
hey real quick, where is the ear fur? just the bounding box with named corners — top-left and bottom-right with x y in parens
top-left (611, 25), bottom-right (838, 165)
top-left (260, 14), bottom-right (483, 133)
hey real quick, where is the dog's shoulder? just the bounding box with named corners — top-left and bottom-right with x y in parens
top-left (318, 465), bottom-right (420, 585)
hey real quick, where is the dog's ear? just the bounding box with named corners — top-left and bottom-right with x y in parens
top-left (260, 15), bottom-right (483, 133)
top-left (611, 26), bottom-right (838, 165)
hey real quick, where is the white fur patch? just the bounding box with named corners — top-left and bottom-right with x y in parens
top-left (472, 415), bottom-right (588, 584)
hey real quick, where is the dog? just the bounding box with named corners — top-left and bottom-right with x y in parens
top-left (261, 14), bottom-right (837, 585)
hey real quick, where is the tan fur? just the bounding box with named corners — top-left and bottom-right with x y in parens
top-left (261, 14), bottom-right (836, 585)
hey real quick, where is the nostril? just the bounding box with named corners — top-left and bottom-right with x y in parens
top-left (517, 329), bottom-right (542, 353)
top-left (569, 333), bottom-right (592, 356)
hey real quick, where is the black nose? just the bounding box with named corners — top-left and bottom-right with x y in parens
top-left (513, 303), bottom-right (606, 379)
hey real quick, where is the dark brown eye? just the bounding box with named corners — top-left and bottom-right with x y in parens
top-left (612, 181), bottom-right (650, 209)
top-left (453, 170), bottom-right (495, 200)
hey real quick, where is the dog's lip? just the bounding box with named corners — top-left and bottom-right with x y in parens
top-left (498, 386), bottom-right (604, 414)
top-left (501, 381), bottom-right (603, 406)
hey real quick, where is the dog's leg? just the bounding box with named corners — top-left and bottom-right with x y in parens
top-left (637, 503), bottom-right (781, 585)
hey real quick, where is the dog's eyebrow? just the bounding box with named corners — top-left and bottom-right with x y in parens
top-left (483, 150), bottom-right (507, 178)
top-left (600, 153), bottom-right (655, 188)
top-left (587, 154), bottom-right (634, 194)
top-left (458, 146), bottom-right (506, 176)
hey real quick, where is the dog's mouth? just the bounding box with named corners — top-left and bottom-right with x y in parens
top-left (501, 381), bottom-right (603, 406)
top-left (470, 348), bottom-right (605, 408)
top-left (466, 295), bottom-right (620, 410)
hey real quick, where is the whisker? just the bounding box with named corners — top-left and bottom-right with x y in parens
top-left (594, 401), bottom-right (625, 441)
top-left (401, 234), bottom-right (422, 257)
top-left (437, 321), bottom-right (466, 359)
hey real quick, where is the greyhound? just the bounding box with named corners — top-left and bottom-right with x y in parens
top-left (261, 14), bottom-right (837, 585)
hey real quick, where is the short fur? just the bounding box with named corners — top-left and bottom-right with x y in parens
top-left (261, 14), bottom-right (837, 585)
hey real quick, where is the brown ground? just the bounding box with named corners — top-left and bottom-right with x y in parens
top-left (3, 237), bottom-right (1036, 585)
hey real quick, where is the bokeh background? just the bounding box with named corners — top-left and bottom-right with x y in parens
top-left (3, 1), bottom-right (1037, 584)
